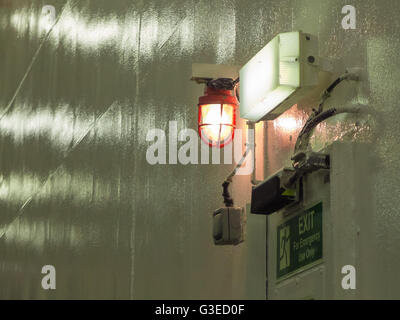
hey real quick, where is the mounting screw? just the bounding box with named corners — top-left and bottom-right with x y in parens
top-left (307, 56), bottom-right (315, 63)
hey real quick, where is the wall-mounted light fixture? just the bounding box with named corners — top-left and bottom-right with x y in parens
top-left (239, 31), bottom-right (322, 122)
top-left (191, 64), bottom-right (241, 148)
top-left (198, 81), bottom-right (238, 148)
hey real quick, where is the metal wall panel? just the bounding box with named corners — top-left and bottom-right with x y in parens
top-left (0, 0), bottom-right (399, 299)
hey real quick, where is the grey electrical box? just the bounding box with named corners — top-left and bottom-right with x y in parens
top-left (213, 207), bottom-right (246, 245)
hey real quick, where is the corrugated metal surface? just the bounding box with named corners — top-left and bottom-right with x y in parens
top-left (0, 0), bottom-right (399, 299)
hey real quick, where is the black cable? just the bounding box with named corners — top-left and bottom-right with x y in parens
top-left (234, 78), bottom-right (240, 102)
top-left (294, 109), bottom-right (338, 159)
top-left (222, 180), bottom-right (234, 207)
top-left (301, 108), bottom-right (337, 137)
top-left (295, 72), bottom-right (357, 153)
top-left (317, 73), bottom-right (352, 113)
top-left (326, 77), bottom-right (344, 94)
top-left (206, 78), bottom-right (237, 90)
top-left (294, 108), bottom-right (338, 153)
top-left (288, 72), bottom-right (360, 188)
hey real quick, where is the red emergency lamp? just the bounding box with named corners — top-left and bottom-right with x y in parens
top-left (198, 85), bottom-right (238, 148)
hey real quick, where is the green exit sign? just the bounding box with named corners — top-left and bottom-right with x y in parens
top-left (276, 202), bottom-right (323, 280)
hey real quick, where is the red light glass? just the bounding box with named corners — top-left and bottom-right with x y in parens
top-left (198, 87), bottom-right (238, 148)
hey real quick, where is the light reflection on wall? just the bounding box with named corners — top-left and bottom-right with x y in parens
top-left (0, 105), bottom-right (75, 148)
top-left (266, 104), bottom-right (309, 172)
top-left (0, 171), bottom-right (40, 204)
top-left (273, 113), bottom-right (301, 134)
top-left (0, 168), bottom-right (92, 211)
top-left (10, 8), bottom-right (52, 37)
top-left (54, 14), bottom-right (121, 51)
top-left (0, 100), bottom-right (127, 153)
top-left (271, 104), bottom-right (306, 143)
top-left (8, 3), bottom-right (194, 61)
top-left (0, 167), bottom-right (109, 250)
top-left (3, 214), bottom-right (84, 252)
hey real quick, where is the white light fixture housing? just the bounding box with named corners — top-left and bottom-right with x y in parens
top-left (239, 31), bottom-right (322, 121)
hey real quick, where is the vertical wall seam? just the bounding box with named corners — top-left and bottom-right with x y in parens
top-left (129, 10), bottom-right (142, 301)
